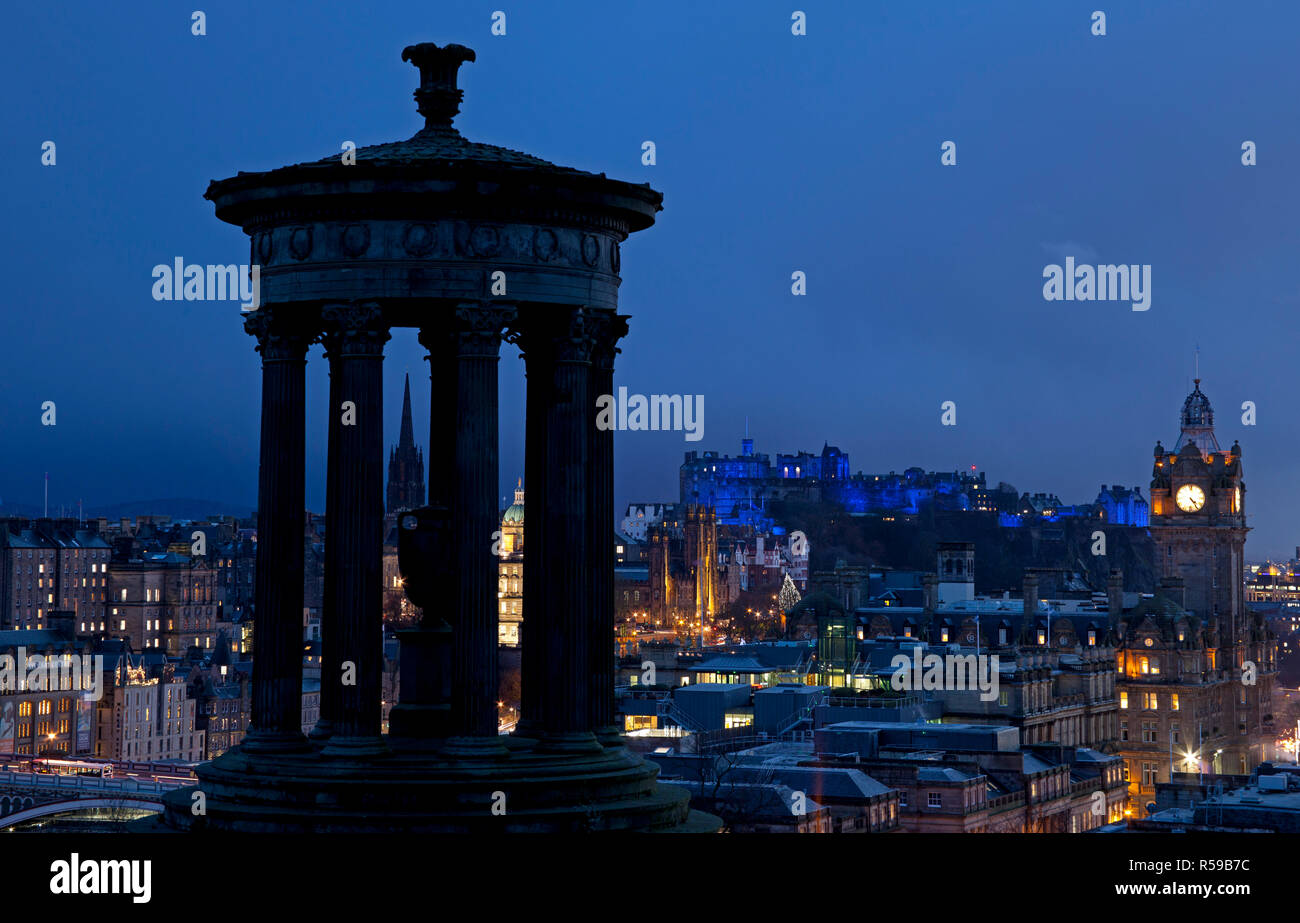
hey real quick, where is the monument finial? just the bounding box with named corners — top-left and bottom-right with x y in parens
top-left (400, 42), bottom-right (477, 130)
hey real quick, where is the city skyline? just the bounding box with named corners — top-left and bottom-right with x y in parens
top-left (3, 3), bottom-right (1299, 887)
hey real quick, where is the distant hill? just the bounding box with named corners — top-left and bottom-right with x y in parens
top-left (86, 498), bottom-right (255, 521)
top-left (0, 498), bottom-right (254, 521)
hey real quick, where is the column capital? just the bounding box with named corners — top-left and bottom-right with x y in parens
top-left (243, 310), bottom-right (314, 361)
top-left (320, 302), bottom-right (391, 358)
top-left (588, 312), bottom-right (629, 371)
top-left (515, 306), bottom-right (599, 365)
top-left (452, 301), bottom-right (517, 358)
top-left (554, 306), bottom-right (598, 364)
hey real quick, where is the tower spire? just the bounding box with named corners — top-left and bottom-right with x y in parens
top-left (399, 372), bottom-right (415, 448)
top-left (386, 372), bottom-right (425, 513)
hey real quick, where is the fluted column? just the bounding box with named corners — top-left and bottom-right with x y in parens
top-left (517, 320), bottom-right (551, 742)
top-left (242, 310), bottom-right (312, 754)
top-left (310, 318), bottom-right (344, 742)
top-left (519, 307), bottom-right (602, 753)
top-left (444, 303), bottom-right (515, 751)
top-left (387, 323), bottom-right (458, 741)
top-left (421, 325), bottom-right (457, 512)
top-left (589, 312), bottom-right (628, 745)
top-left (320, 303), bottom-right (391, 758)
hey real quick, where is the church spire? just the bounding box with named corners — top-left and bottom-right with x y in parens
top-left (386, 372), bottom-right (425, 513)
top-left (399, 372), bottom-right (415, 449)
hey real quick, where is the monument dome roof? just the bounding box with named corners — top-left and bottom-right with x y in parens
top-left (204, 43), bottom-right (661, 233)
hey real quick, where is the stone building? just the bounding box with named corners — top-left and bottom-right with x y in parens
top-left (680, 436), bottom-right (987, 525)
top-left (799, 581), bottom-right (1121, 752)
top-left (648, 504), bottom-right (722, 641)
top-left (812, 723), bottom-right (1127, 833)
top-left (214, 531), bottom-right (257, 626)
top-left (0, 519), bottom-right (111, 631)
top-left (498, 481), bottom-right (524, 647)
top-left (186, 658), bottom-right (251, 760)
top-left (105, 549), bottom-right (219, 655)
top-left (0, 617), bottom-right (99, 757)
top-left (94, 654), bottom-right (204, 763)
top-left (1095, 484), bottom-right (1150, 526)
top-left (1113, 377), bottom-right (1277, 804)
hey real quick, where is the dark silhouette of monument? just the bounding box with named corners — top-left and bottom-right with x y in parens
top-left (162, 42), bottom-right (716, 831)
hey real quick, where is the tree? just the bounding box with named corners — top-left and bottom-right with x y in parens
top-left (778, 573), bottom-right (801, 614)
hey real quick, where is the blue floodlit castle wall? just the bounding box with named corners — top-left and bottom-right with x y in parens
top-left (1095, 484), bottom-right (1150, 526)
top-left (680, 440), bottom-right (984, 525)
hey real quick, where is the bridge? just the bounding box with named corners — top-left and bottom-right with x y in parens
top-left (0, 769), bottom-right (194, 829)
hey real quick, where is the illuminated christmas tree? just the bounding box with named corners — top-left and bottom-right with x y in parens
top-left (778, 573), bottom-right (801, 614)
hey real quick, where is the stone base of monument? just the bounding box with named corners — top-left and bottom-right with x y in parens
top-left (161, 737), bottom-right (720, 833)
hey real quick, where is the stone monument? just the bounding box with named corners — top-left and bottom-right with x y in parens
top-left (161, 42), bottom-right (718, 832)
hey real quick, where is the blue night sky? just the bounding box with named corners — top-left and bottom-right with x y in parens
top-left (4, 1), bottom-right (1299, 558)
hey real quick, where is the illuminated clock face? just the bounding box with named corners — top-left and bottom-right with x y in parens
top-left (1175, 484), bottom-right (1205, 512)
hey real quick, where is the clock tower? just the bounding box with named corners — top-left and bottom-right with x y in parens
top-left (1148, 378), bottom-right (1247, 650)
top-left (1114, 375), bottom-right (1274, 802)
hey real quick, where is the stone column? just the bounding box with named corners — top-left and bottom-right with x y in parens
top-left (519, 307), bottom-right (602, 753)
top-left (387, 323), bottom-right (457, 741)
top-left (588, 312), bottom-right (628, 745)
top-left (320, 303), bottom-right (391, 758)
top-left (517, 320), bottom-right (551, 742)
top-left (242, 310), bottom-right (312, 754)
top-left (310, 316), bottom-right (344, 743)
top-left (443, 303), bottom-right (515, 752)
top-left (421, 324), bottom-right (457, 512)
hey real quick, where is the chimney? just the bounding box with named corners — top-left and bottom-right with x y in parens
top-left (1107, 569), bottom-right (1124, 621)
top-left (1023, 572), bottom-right (1039, 620)
top-left (922, 574), bottom-right (938, 616)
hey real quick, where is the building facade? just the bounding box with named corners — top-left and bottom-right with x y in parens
top-left (1114, 378), bottom-right (1277, 803)
top-left (94, 655), bottom-right (205, 763)
top-left (648, 504), bottom-right (722, 641)
top-left (498, 481), bottom-right (524, 647)
top-left (0, 520), bottom-right (111, 631)
top-left (105, 550), bottom-right (219, 655)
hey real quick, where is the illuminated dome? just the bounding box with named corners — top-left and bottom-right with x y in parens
top-left (502, 480), bottom-right (525, 523)
top-left (1173, 379), bottom-right (1220, 456)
